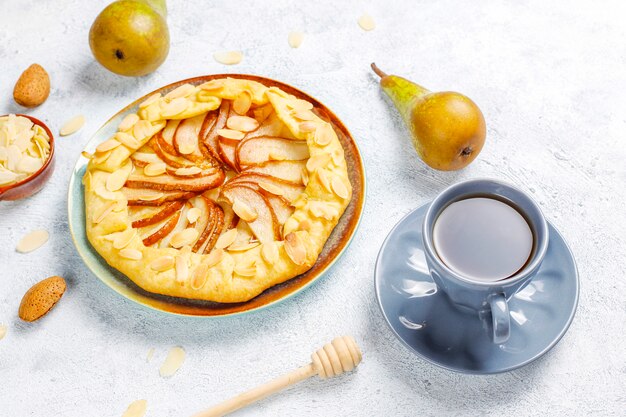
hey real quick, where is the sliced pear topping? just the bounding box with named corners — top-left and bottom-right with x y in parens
top-left (331, 176), bottom-right (349, 199)
top-left (175, 255), bottom-right (189, 284)
top-left (187, 207), bottom-right (202, 224)
top-left (213, 51), bottom-right (243, 65)
top-left (233, 91), bottom-right (252, 115)
top-left (227, 241), bottom-right (261, 252)
top-left (306, 153), bottom-right (332, 172)
top-left (232, 198), bottom-right (258, 222)
top-left (174, 166), bottom-right (203, 176)
top-left (96, 138), bottom-right (121, 153)
top-left (118, 114), bottom-right (140, 132)
top-left (214, 228), bottom-right (238, 249)
top-left (258, 181), bottom-right (285, 196)
top-left (227, 115), bottom-right (259, 132)
top-left (170, 228), bottom-right (200, 249)
top-left (136, 191), bottom-right (165, 201)
top-left (217, 128), bottom-right (245, 140)
top-left (191, 264), bottom-right (208, 289)
top-left (357, 13), bottom-right (376, 31)
top-left (160, 98), bottom-right (189, 118)
top-left (261, 242), bottom-right (279, 264)
top-left (119, 248), bottom-right (143, 260)
top-left (116, 132), bottom-right (141, 149)
top-left (288, 31), bottom-right (305, 48)
top-left (234, 262), bottom-right (256, 277)
top-left (205, 248), bottom-right (224, 267)
top-left (139, 93), bottom-right (161, 109)
top-left (112, 228), bottom-right (137, 249)
top-left (150, 255), bottom-right (175, 272)
top-left (144, 162), bottom-right (167, 177)
top-left (299, 121), bottom-right (317, 133)
top-left (284, 232), bottom-right (306, 265)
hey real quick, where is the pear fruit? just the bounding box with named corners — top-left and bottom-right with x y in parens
top-left (371, 63), bottom-right (486, 171)
top-left (89, 0), bottom-right (169, 77)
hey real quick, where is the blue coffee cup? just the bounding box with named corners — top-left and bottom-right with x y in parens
top-left (422, 179), bottom-right (549, 344)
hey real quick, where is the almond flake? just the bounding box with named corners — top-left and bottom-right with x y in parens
top-left (175, 255), bottom-right (189, 284)
top-left (81, 151), bottom-right (94, 160)
top-left (0, 324), bottom-right (7, 341)
top-left (317, 168), bottom-right (332, 192)
top-left (205, 248), bottom-right (224, 267)
top-left (227, 241), bottom-right (261, 252)
top-left (332, 149), bottom-right (345, 165)
top-left (118, 114), bottom-right (140, 132)
top-left (331, 176), bottom-right (349, 199)
top-left (301, 169), bottom-right (309, 186)
top-left (199, 81), bottom-right (224, 92)
top-left (174, 166), bottom-right (202, 176)
top-left (94, 184), bottom-right (118, 200)
top-left (159, 347), bottom-right (186, 377)
top-left (119, 248), bottom-right (142, 260)
top-left (233, 91), bottom-right (252, 115)
top-left (121, 399), bottom-right (147, 417)
top-left (106, 165), bottom-right (131, 192)
top-left (232, 198), bottom-right (258, 222)
top-left (113, 228), bottom-right (136, 249)
top-left (191, 264), bottom-right (209, 289)
top-left (187, 207), bottom-right (202, 224)
top-left (160, 98), bottom-right (188, 118)
top-left (150, 256), bottom-right (175, 272)
top-left (170, 228), bottom-right (199, 248)
top-left (309, 201), bottom-right (338, 220)
top-left (213, 51), bottom-right (243, 65)
top-left (299, 121), bottom-right (317, 133)
top-left (115, 132), bottom-right (141, 149)
top-left (234, 263), bottom-right (256, 277)
top-left (60, 115), bottom-right (85, 136)
top-left (92, 201), bottom-right (115, 224)
top-left (288, 31), bottom-right (305, 48)
top-left (288, 99), bottom-right (313, 111)
top-left (93, 150), bottom-right (112, 164)
top-left (96, 138), bottom-right (121, 153)
top-left (298, 219), bottom-right (312, 231)
top-left (16, 229), bottom-right (49, 253)
top-left (226, 115), bottom-right (259, 132)
top-left (293, 110), bottom-right (314, 121)
top-left (144, 162), bottom-right (167, 176)
top-left (314, 125), bottom-right (333, 146)
top-left (132, 120), bottom-right (154, 142)
top-left (306, 153), bottom-right (332, 172)
top-left (357, 13), bottom-right (376, 31)
top-left (113, 199), bottom-right (128, 212)
top-left (139, 93), bottom-right (161, 109)
top-left (214, 229), bottom-right (238, 249)
top-left (165, 84), bottom-right (196, 100)
top-left (284, 232), bottom-right (306, 265)
top-left (217, 128), bottom-right (245, 140)
top-left (258, 181), bottom-right (284, 196)
top-left (261, 242), bottom-right (279, 264)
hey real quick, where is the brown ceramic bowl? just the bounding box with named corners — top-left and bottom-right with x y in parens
top-left (0, 114), bottom-right (55, 200)
top-left (68, 74), bottom-right (365, 317)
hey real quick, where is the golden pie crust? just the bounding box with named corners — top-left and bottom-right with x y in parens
top-left (83, 78), bottom-right (352, 303)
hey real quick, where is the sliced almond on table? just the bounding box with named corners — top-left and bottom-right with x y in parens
top-left (160, 98), bottom-right (188, 118)
top-left (299, 121), bottom-right (317, 133)
top-left (175, 255), bottom-right (188, 284)
top-left (227, 241), bottom-right (261, 252)
top-left (139, 93), bottom-right (161, 109)
top-left (357, 13), bottom-right (376, 31)
top-left (119, 248), bottom-right (142, 260)
top-left (170, 228), bottom-right (199, 248)
top-left (121, 399), bottom-right (147, 417)
top-left (234, 263), bottom-right (256, 277)
top-left (306, 153), bottom-right (332, 172)
top-left (258, 181), bottom-right (284, 196)
top-left (0, 324), bottom-right (7, 341)
top-left (331, 176), bottom-right (349, 199)
top-left (150, 255), bottom-right (175, 272)
top-left (16, 229), bottom-right (49, 253)
top-left (261, 242), bottom-right (279, 264)
top-left (214, 228), bottom-right (238, 249)
top-left (284, 232), bottom-right (306, 265)
top-left (96, 138), bottom-right (121, 153)
top-left (118, 114), bottom-right (140, 132)
top-left (232, 198), bottom-right (258, 222)
top-left (191, 264), bottom-right (209, 289)
top-left (159, 346), bottom-right (185, 377)
top-left (115, 132), bottom-right (141, 149)
top-left (288, 31), bottom-right (305, 48)
top-left (233, 91), bottom-right (252, 115)
top-left (59, 115), bottom-right (85, 136)
top-left (205, 248), bottom-right (224, 267)
top-left (144, 162), bottom-right (167, 177)
top-left (226, 115), bottom-right (259, 132)
top-left (187, 207), bottom-right (202, 224)
top-left (216, 128), bottom-right (245, 140)
top-left (213, 51), bottom-right (243, 65)
top-left (113, 228), bottom-right (137, 249)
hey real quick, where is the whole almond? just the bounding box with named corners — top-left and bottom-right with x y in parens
top-left (18, 276), bottom-right (66, 322)
top-left (13, 64), bottom-right (50, 108)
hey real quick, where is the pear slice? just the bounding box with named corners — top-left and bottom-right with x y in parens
top-left (122, 187), bottom-right (196, 206)
top-left (126, 169), bottom-right (225, 192)
top-left (158, 203), bottom-right (191, 248)
top-left (245, 160), bottom-right (306, 184)
top-left (139, 208), bottom-right (182, 246)
top-left (246, 111), bottom-right (289, 139)
top-left (220, 185), bottom-right (279, 243)
top-left (130, 150), bottom-right (163, 168)
top-left (228, 181), bottom-right (295, 230)
top-left (157, 119), bottom-right (181, 155)
top-left (226, 172), bottom-right (304, 203)
top-left (192, 197), bottom-right (215, 253)
top-left (236, 136), bottom-right (309, 167)
top-left (201, 101), bottom-right (229, 162)
top-left (218, 137), bottom-right (239, 171)
top-left (130, 201), bottom-right (185, 228)
top-left (173, 113), bottom-right (206, 159)
top-left (151, 137), bottom-right (199, 169)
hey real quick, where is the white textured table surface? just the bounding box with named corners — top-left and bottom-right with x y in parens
top-left (1, 1), bottom-right (625, 416)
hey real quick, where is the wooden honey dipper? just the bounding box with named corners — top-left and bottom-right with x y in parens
top-left (191, 336), bottom-right (362, 417)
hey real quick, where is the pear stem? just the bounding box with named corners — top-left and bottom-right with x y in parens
top-left (370, 63), bottom-right (387, 79)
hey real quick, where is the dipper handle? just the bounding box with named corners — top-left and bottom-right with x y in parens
top-left (191, 336), bottom-right (362, 417)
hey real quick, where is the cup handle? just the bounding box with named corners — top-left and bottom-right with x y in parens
top-left (488, 293), bottom-right (510, 344)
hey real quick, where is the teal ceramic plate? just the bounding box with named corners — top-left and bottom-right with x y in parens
top-left (68, 74), bottom-right (365, 317)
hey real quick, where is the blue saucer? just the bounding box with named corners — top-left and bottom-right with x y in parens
top-left (375, 203), bottom-right (579, 374)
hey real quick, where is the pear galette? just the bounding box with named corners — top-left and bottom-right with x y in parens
top-left (83, 78), bottom-right (352, 303)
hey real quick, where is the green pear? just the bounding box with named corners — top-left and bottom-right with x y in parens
top-left (371, 63), bottom-right (486, 171)
top-left (89, 0), bottom-right (169, 77)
